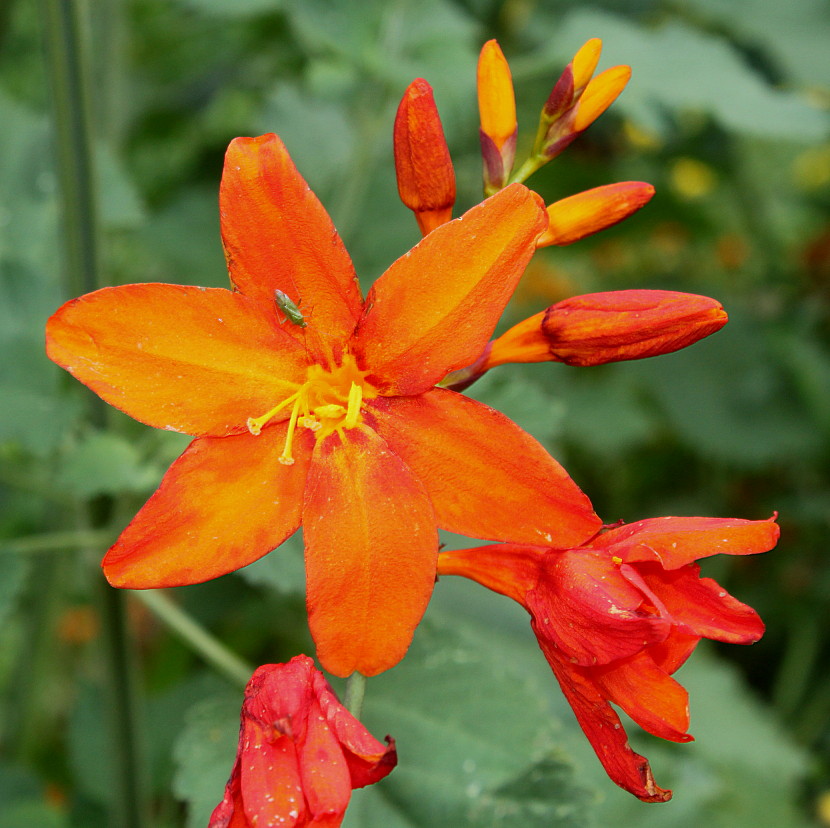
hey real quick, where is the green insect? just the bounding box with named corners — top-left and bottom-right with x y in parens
top-left (274, 289), bottom-right (307, 328)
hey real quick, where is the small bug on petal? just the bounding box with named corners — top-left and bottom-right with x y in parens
top-left (274, 289), bottom-right (307, 328)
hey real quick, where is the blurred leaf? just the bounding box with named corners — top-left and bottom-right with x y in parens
top-left (0, 763), bottom-right (68, 828)
top-left (173, 690), bottom-right (241, 828)
top-left (235, 529), bottom-right (306, 596)
top-left (68, 683), bottom-right (114, 807)
top-left (549, 11), bottom-right (829, 140)
top-left (0, 554), bottom-right (28, 627)
top-left (55, 431), bottom-right (160, 497)
top-left (173, 0), bottom-right (282, 17)
top-left (97, 143), bottom-right (146, 229)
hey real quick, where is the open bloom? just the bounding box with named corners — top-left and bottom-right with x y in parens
top-left (46, 133), bottom-right (600, 676)
top-left (209, 656), bottom-right (396, 828)
top-left (437, 515), bottom-right (779, 801)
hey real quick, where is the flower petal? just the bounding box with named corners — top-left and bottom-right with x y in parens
top-left (303, 427), bottom-right (438, 677)
top-left (535, 634), bottom-right (672, 803)
top-left (367, 388), bottom-right (600, 546)
top-left (527, 549), bottom-right (671, 665)
top-left (639, 564), bottom-right (765, 644)
top-left (351, 185), bottom-right (547, 395)
top-left (46, 284), bottom-right (307, 436)
top-left (592, 651), bottom-right (693, 743)
top-left (103, 426), bottom-right (311, 588)
top-left (597, 516), bottom-right (780, 569)
top-left (220, 134), bottom-right (364, 355)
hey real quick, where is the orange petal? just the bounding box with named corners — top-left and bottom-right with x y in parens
top-left (571, 38), bottom-right (603, 94)
top-left (537, 638), bottom-right (672, 802)
top-left (303, 427), bottom-right (438, 678)
top-left (537, 181), bottom-right (655, 247)
top-left (366, 388), bottom-right (600, 545)
top-left (220, 134), bottom-right (364, 358)
top-left (484, 311), bottom-right (550, 369)
top-left (477, 40), bottom-right (517, 150)
top-left (593, 651), bottom-right (693, 743)
top-left (46, 284), bottom-right (307, 436)
top-left (394, 79), bottom-right (456, 235)
top-left (540, 289), bottom-right (728, 366)
top-left (573, 65), bottom-right (631, 132)
top-left (103, 425), bottom-right (311, 587)
top-left (351, 185), bottom-right (546, 395)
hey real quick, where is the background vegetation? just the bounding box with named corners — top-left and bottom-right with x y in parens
top-left (1, 0), bottom-right (828, 825)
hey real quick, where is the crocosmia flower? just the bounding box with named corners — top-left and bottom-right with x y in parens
top-left (209, 655), bottom-right (396, 828)
top-left (437, 516), bottom-right (779, 801)
top-left (46, 133), bottom-right (600, 676)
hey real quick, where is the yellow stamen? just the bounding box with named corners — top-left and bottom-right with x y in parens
top-left (247, 388), bottom-right (301, 436)
top-left (278, 395), bottom-right (303, 465)
top-left (344, 382), bottom-right (362, 428)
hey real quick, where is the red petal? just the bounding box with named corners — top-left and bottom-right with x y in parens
top-left (103, 426), bottom-right (310, 588)
top-left (351, 185), bottom-right (546, 395)
top-left (46, 284), bottom-right (307, 436)
top-left (367, 389), bottom-right (600, 546)
top-left (534, 631), bottom-right (672, 802)
top-left (527, 550), bottom-right (670, 665)
top-left (303, 427), bottom-right (438, 677)
top-left (597, 515), bottom-right (780, 569)
top-left (638, 564), bottom-right (765, 644)
top-left (592, 651), bottom-right (692, 743)
top-left (208, 761), bottom-right (248, 828)
top-left (220, 135), bottom-right (363, 358)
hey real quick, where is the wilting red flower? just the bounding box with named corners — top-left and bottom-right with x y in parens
top-left (437, 516), bottom-right (779, 802)
top-left (46, 133), bottom-right (600, 677)
top-left (394, 78), bottom-right (456, 235)
top-left (209, 656), bottom-right (396, 828)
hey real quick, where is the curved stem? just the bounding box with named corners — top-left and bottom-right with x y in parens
top-left (344, 672), bottom-right (367, 719)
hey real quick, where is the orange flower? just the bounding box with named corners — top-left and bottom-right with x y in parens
top-left (437, 516), bottom-right (779, 802)
top-left (46, 133), bottom-right (601, 677)
top-left (209, 656), bottom-right (396, 828)
top-left (477, 39), bottom-right (517, 194)
top-left (394, 78), bottom-right (456, 235)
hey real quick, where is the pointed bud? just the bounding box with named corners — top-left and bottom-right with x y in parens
top-left (477, 39), bottom-right (517, 193)
top-left (543, 65), bottom-right (575, 120)
top-left (537, 181), bottom-right (655, 247)
top-left (394, 78), bottom-right (456, 235)
top-left (485, 290), bottom-right (727, 369)
top-left (573, 65), bottom-right (631, 132)
top-left (571, 38), bottom-right (603, 95)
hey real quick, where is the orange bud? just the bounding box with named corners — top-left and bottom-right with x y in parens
top-left (571, 38), bottom-right (602, 94)
top-left (483, 311), bottom-right (549, 370)
top-left (573, 65), bottom-right (631, 132)
top-left (540, 290), bottom-right (728, 366)
top-left (537, 181), bottom-right (655, 247)
top-left (477, 40), bottom-right (517, 149)
top-left (394, 78), bottom-right (456, 235)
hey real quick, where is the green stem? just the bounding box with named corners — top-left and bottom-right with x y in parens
top-left (136, 590), bottom-right (254, 687)
top-left (0, 529), bottom-right (114, 555)
top-left (344, 672), bottom-right (367, 719)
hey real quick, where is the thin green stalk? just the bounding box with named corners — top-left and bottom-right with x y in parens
top-left (344, 672), bottom-right (367, 719)
top-left (0, 529), bottom-right (114, 555)
top-left (136, 590), bottom-right (255, 687)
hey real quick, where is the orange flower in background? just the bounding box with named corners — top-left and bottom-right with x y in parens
top-left (209, 656), bottom-right (396, 828)
top-left (443, 290), bottom-right (728, 390)
top-left (437, 516), bottom-right (779, 802)
top-left (47, 133), bottom-right (601, 677)
top-left (394, 78), bottom-right (456, 235)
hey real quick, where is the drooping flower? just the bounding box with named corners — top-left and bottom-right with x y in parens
top-left (393, 78), bottom-right (456, 235)
top-left (209, 655), bottom-right (396, 828)
top-left (436, 516), bottom-right (779, 802)
top-left (46, 133), bottom-right (601, 677)
top-left (442, 289), bottom-right (728, 390)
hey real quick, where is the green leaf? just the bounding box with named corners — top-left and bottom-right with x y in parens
top-left (173, 0), bottom-right (282, 17)
top-left (172, 691), bottom-right (241, 828)
top-left (0, 554), bottom-right (29, 628)
top-left (235, 529), bottom-right (306, 596)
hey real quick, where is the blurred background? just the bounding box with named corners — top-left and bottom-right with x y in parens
top-left (1, 0), bottom-right (828, 826)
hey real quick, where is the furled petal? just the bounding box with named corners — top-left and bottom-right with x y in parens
top-left (220, 134), bottom-right (364, 356)
top-left (103, 425), bottom-right (311, 588)
top-left (638, 564), bottom-right (765, 644)
top-left (526, 549), bottom-right (671, 665)
top-left (367, 388), bottom-right (600, 546)
top-left (351, 185), bottom-right (547, 395)
top-left (592, 650), bottom-right (693, 743)
top-left (46, 284), bottom-right (307, 436)
top-left (596, 516), bottom-right (780, 569)
top-left (535, 633), bottom-right (672, 802)
top-left (394, 79), bottom-right (456, 235)
top-left (303, 427), bottom-right (438, 677)
top-left (436, 544), bottom-right (546, 604)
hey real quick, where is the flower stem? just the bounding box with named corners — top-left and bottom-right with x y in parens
top-left (135, 590), bottom-right (254, 687)
top-left (0, 529), bottom-right (115, 556)
top-left (344, 672), bottom-right (367, 719)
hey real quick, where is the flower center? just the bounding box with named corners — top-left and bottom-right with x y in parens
top-left (246, 355), bottom-right (376, 465)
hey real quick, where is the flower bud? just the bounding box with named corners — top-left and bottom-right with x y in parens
top-left (477, 40), bottom-right (517, 194)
